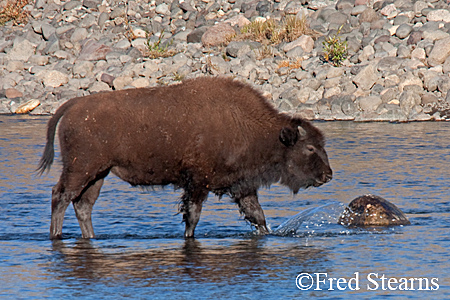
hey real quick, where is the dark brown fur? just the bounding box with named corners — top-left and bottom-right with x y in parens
top-left (38, 77), bottom-right (332, 239)
top-left (339, 195), bottom-right (410, 227)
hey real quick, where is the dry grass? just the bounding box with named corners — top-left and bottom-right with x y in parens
top-left (280, 15), bottom-right (317, 42)
top-left (237, 15), bottom-right (317, 45)
top-left (240, 18), bottom-right (279, 44)
top-left (255, 45), bottom-right (274, 60)
top-left (277, 58), bottom-right (302, 70)
top-left (0, 0), bottom-right (31, 25)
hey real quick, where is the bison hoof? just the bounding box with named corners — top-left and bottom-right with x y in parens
top-left (255, 224), bottom-right (270, 235)
top-left (49, 233), bottom-right (63, 240)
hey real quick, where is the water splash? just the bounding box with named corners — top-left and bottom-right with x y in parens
top-left (272, 202), bottom-right (347, 237)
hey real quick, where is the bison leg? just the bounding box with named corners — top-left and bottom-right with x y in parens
top-left (50, 179), bottom-right (76, 240)
top-left (50, 165), bottom-right (108, 239)
top-left (181, 189), bottom-right (208, 238)
top-left (235, 193), bottom-right (269, 234)
top-left (73, 178), bottom-right (104, 239)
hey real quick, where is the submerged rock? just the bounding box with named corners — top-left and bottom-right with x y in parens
top-left (339, 194), bottom-right (411, 227)
top-left (14, 99), bottom-right (40, 114)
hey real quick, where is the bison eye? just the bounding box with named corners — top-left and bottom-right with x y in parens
top-left (306, 145), bottom-right (315, 154)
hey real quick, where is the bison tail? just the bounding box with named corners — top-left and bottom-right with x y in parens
top-left (36, 100), bottom-right (75, 175)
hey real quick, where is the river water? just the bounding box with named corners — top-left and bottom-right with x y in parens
top-left (1, 115), bottom-right (449, 299)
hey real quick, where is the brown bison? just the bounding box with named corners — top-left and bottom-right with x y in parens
top-left (339, 195), bottom-right (411, 227)
top-left (38, 77), bottom-right (332, 239)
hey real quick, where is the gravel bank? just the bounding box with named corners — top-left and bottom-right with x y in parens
top-left (1, 0), bottom-right (450, 121)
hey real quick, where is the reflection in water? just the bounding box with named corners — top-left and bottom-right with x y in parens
top-left (48, 238), bottom-right (329, 286)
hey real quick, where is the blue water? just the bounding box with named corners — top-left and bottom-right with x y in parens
top-left (1, 115), bottom-right (449, 299)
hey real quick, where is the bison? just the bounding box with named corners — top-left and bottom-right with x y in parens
top-left (339, 195), bottom-right (410, 227)
top-left (38, 77), bottom-right (332, 239)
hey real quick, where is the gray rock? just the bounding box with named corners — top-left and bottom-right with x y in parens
top-left (98, 12), bottom-right (110, 27)
top-left (302, 78), bottom-right (321, 91)
top-left (395, 24), bottom-right (412, 39)
top-left (380, 88), bottom-right (400, 103)
top-left (176, 64), bottom-right (192, 78)
top-left (78, 40), bottom-right (113, 61)
top-left (83, 0), bottom-right (100, 9)
top-left (422, 30), bottom-right (449, 41)
top-left (90, 81), bottom-right (112, 93)
top-left (6, 61), bottom-right (24, 72)
top-left (351, 5), bottom-right (367, 16)
top-left (438, 77), bottom-right (450, 94)
top-left (328, 12), bottom-right (348, 26)
top-left (80, 14), bottom-right (97, 28)
top-left (70, 28), bottom-right (89, 43)
top-left (278, 99), bottom-right (294, 111)
top-left (201, 23), bottom-right (235, 47)
top-left (100, 73), bottom-right (115, 87)
top-left (226, 41), bottom-right (252, 58)
top-left (29, 55), bottom-right (49, 66)
top-left (407, 31), bottom-right (422, 45)
top-left (40, 70), bottom-right (70, 88)
top-left (6, 39), bottom-right (36, 61)
top-left (113, 76), bottom-right (133, 90)
top-left (41, 23), bottom-right (56, 41)
top-left (428, 37), bottom-right (450, 67)
top-left (358, 95), bottom-right (382, 112)
top-left (423, 75), bottom-right (441, 92)
top-left (421, 93), bottom-right (439, 105)
top-left (42, 34), bottom-right (60, 55)
top-left (172, 52), bottom-right (189, 66)
top-left (286, 46), bottom-right (304, 59)
top-left (187, 27), bottom-right (208, 43)
top-left (73, 61), bottom-right (94, 78)
top-left (206, 55), bottom-right (230, 75)
top-left (359, 8), bottom-right (379, 23)
top-left (353, 64), bottom-right (378, 90)
top-left (64, 1), bottom-right (82, 10)
top-left (374, 104), bottom-right (408, 122)
top-left (110, 6), bottom-right (126, 19)
top-left (377, 57), bottom-right (403, 73)
top-left (399, 90), bottom-right (421, 116)
top-left (340, 96), bottom-right (358, 116)
top-left (443, 56), bottom-right (450, 73)
top-left (155, 3), bottom-right (170, 15)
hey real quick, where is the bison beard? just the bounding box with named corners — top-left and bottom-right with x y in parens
top-left (38, 77), bottom-right (332, 239)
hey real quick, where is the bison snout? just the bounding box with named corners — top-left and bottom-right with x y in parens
top-left (314, 170), bottom-right (332, 187)
top-left (324, 170), bottom-right (333, 183)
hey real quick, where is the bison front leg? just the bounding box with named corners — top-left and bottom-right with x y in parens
top-left (235, 193), bottom-right (269, 235)
top-left (180, 189), bottom-right (209, 238)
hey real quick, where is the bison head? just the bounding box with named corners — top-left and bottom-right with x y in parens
top-left (279, 119), bottom-right (332, 193)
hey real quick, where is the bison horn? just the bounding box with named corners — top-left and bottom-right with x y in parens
top-left (298, 126), bottom-right (307, 137)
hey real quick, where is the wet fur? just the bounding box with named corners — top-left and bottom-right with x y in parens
top-left (38, 77), bottom-right (332, 239)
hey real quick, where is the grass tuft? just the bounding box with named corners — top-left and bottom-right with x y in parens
top-left (144, 30), bottom-right (177, 59)
top-left (322, 25), bottom-right (348, 66)
top-left (0, 0), bottom-right (31, 26)
top-left (238, 15), bottom-right (317, 46)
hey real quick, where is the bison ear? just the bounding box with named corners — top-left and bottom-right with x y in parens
top-left (279, 127), bottom-right (299, 147)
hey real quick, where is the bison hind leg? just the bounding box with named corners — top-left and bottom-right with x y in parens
top-left (50, 180), bottom-right (76, 240)
top-left (234, 193), bottom-right (269, 235)
top-left (50, 167), bottom-right (109, 240)
top-left (180, 189), bottom-right (209, 238)
top-left (73, 177), bottom-right (105, 239)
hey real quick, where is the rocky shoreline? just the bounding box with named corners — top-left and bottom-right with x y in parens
top-left (1, 0), bottom-right (450, 121)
